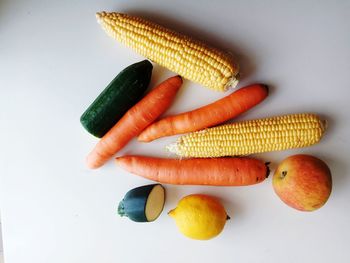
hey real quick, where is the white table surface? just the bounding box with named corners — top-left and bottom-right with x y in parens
top-left (1, 0), bottom-right (350, 262)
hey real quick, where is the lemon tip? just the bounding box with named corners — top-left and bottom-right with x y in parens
top-left (168, 209), bottom-right (176, 217)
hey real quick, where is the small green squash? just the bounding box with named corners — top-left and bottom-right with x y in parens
top-left (118, 184), bottom-right (165, 222)
top-left (80, 60), bottom-right (153, 137)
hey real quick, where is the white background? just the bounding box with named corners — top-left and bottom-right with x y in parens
top-left (1, 0), bottom-right (350, 262)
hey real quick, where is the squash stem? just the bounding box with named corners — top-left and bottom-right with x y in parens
top-left (118, 201), bottom-right (126, 217)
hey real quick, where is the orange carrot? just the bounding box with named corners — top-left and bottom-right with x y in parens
top-left (86, 76), bottom-right (183, 169)
top-left (138, 84), bottom-right (268, 142)
top-left (115, 155), bottom-right (269, 186)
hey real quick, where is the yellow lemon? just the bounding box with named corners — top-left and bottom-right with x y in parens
top-left (168, 194), bottom-right (230, 240)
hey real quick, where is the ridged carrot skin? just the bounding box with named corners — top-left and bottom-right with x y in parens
top-left (86, 76), bottom-right (183, 169)
top-left (138, 84), bottom-right (268, 142)
top-left (115, 155), bottom-right (269, 186)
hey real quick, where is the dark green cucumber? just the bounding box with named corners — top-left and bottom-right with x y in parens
top-left (80, 60), bottom-right (153, 137)
top-left (118, 184), bottom-right (165, 222)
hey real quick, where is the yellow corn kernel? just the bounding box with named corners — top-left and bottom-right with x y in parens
top-left (96, 12), bottom-right (239, 91)
top-left (167, 113), bottom-right (327, 157)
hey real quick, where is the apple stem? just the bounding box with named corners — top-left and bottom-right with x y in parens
top-left (281, 171), bottom-right (287, 179)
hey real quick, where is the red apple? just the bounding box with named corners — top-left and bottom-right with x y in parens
top-left (273, 154), bottom-right (332, 211)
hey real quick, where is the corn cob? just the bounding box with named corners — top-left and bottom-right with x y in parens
top-left (96, 12), bottom-right (239, 91)
top-left (167, 113), bottom-right (326, 158)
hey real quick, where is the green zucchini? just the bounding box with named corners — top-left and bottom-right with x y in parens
top-left (80, 60), bottom-right (153, 137)
top-left (118, 184), bottom-right (165, 222)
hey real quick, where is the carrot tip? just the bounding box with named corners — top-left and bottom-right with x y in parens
top-left (265, 162), bottom-right (271, 178)
top-left (86, 153), bottom-right (101, 169)
top-left (86, 161), bottom-right (99, 169)
top-left (261, 84), bottom-right (269, 95)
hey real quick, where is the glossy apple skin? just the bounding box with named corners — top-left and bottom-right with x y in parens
top-left (273, 154), bottom-right (332, 211)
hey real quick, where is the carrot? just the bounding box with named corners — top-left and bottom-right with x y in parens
top-left (115, 155), bottom-right (269, 186)
top-left (138, 84), bottom-right (268, 142)
top-left (86, 76), bottom-right (183, 169)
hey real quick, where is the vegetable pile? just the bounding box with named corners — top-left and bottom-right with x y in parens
top-left (81, 11), bottom-right (333, 240)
